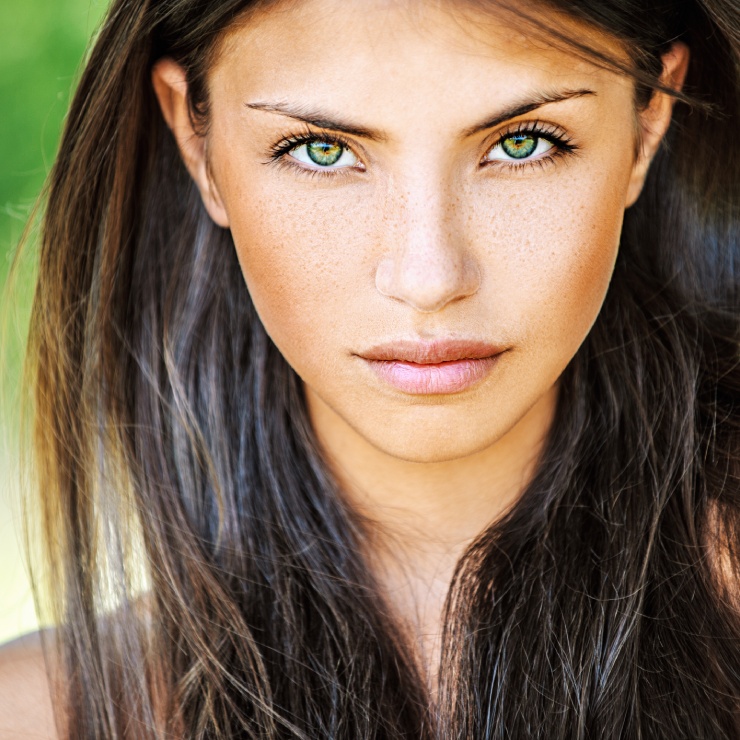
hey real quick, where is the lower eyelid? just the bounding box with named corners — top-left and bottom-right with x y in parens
top-left (275, 156), bottom-right (358, 179)
top-left (480, 147), bottom-right (571, 173)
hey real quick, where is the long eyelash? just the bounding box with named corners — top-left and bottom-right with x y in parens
top-left (484, 120), bottom-right (579, 170)
top-left (266, 127), bottom-right (358, 179)
top-left (265, 120), bottom-right (578, 178)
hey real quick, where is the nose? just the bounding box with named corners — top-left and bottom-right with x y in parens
top-left (374, 178), bottom-right (480, 313)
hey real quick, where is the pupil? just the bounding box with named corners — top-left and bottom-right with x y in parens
top-left (502, 135), bottom-right (537, 159)
top-left (307, 141), bottom-right (343, 166)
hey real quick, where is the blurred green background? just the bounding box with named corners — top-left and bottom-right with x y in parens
top-left (0, 0), bottom-right (107, 644)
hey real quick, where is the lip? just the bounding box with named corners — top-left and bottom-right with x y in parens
top-left (358, 339), bottom-right (505, 395)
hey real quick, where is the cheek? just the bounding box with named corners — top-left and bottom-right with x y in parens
top-left (221, 174), bottom-right (372, 369)
top-left (472, 163), bottom-right (629, 357)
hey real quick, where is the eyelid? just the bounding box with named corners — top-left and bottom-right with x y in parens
top-left (483, 118), bottom-right (570, 146)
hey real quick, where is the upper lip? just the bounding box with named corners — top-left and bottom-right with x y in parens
top-left (358, 339), bottom-right (505, 365)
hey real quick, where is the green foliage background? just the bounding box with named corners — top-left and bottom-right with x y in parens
top-left (0, 0), bottom-right (107, 644)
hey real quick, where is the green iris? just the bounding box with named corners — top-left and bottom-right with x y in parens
top-left (306, 141), bottom-right (343, 166)
top-left (501, 134), bottom-right (538, 159)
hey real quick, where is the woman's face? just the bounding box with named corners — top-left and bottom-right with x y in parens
top-left (159, 0), bottom-right (675, 464)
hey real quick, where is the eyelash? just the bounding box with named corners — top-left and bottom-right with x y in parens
top-left (266, 121), bottom-right (578, 179)
top-left (266, 128), bottom-right (358, 179)
top-left (484, 120), bottom-right (578, 171)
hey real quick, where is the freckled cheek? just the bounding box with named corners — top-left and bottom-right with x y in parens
top-left (222, 178), bottom-right (373, 360)
top-left (471, 175), bottom-right (625, 348)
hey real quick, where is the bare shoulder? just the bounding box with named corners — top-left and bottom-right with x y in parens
top-left (0, 631), bottom-right (59, 739)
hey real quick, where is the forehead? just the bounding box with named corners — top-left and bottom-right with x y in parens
top-left (210, 0), bottom-right (632, 132)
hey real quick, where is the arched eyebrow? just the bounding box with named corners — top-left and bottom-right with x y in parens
top-left (460, 88), bottom-right (596, 137)
top-left (245, 100), bottom-right (389, 141)
top-left (244, 88), bottom-right (596, 142)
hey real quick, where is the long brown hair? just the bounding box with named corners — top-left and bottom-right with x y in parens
top-left (22, 0), bottom-right (740, 737)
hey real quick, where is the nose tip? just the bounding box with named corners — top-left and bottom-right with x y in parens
top-left (375, 251), bottom-right (480, 313)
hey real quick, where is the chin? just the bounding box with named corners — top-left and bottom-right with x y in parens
top-left (360, 418), bottom-right (512, 464)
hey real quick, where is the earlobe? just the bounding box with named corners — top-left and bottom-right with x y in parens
top-left (625, 42), bottom-right (690, 207)
top-left (151, 58), bottom-right (230, 228)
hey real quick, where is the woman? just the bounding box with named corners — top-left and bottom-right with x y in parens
top-left (1, 0), bottom-right (739, 737)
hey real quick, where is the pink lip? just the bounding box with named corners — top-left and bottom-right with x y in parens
top-left (358, 339), bottom-right (504, 395)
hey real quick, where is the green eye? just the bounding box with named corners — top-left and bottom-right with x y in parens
top-left (288, 139), bottom-right (360, 170)
top-left (485, 132), bottom-right (555, 164)
top-left (306, 141), bottom-right (344, 166)
top-left (501, 135), bottom-right (538, 159)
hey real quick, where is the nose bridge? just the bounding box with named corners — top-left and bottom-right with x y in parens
top-left (376, 169), bottom-right (479, 313)
top-left (400, 173), bottom-right (451, 247)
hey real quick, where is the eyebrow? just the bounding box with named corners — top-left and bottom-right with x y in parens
top-left (461, 88), bottom-right (596, 137)
top-left (244, 88), bottom-right (596, 142)
top-left (245, 100), bottom-right (389, 141)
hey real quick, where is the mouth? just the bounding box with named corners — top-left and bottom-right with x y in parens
top-left (357, 339), bottom-right (505, 395)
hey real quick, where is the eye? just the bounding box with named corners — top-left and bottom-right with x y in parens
top-left (289, 139), bottom-right (359, 169)
top-left (485, 133), bottom-right (555, 163)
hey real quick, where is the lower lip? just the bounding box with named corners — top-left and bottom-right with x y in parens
top-left (364, 355), bottom-right (500, 395)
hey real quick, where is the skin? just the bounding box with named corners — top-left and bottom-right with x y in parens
top-left (152, 0), bottom-right (688, 684)
top-left (0, 632), bottom-right (58, 739)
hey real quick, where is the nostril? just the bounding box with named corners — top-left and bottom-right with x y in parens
top-left (374, 255), bottom-right (397, 300)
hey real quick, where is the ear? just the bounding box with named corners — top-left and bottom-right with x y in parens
top-left (625, 42), bottom-right (690, 207)
top-left (151, 58), bottom-right (230, 227)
